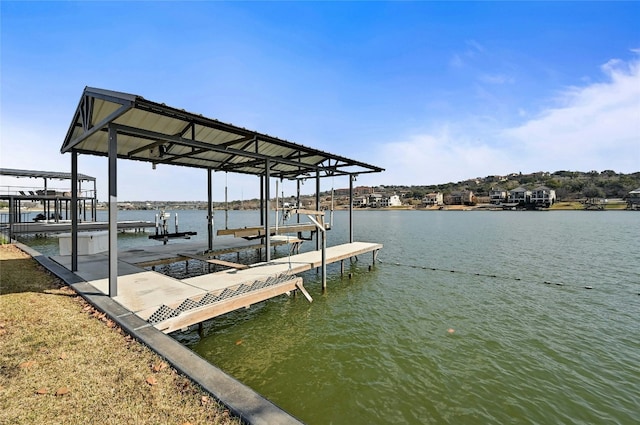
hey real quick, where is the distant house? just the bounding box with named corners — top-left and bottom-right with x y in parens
top-left (489, 188), bottom-right (507, 204)
top-left (367, 193), bottom-right (401, 208)
top-left (423, 192), bottom-right (444, 206)
top-left (507, 187), bottom-right (531, 205)
top-left (530, 186), bottom-right (556, 208)
top-left (626, 188), bottom-right (640, 210)
top-left (352, 196), bottom-right (368, 208)
top-left (383, 194), bottom-right (402, 207)
top-left (367, 193), bottom-right (383, 207)
top-left (446, 190), bottom-right (474, 205)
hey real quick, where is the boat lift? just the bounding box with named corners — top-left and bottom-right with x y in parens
top-left (148, 210), bottom-right (197, 245)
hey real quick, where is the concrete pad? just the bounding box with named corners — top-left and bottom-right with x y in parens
top-left (95, 271), bottom-right (206, 313)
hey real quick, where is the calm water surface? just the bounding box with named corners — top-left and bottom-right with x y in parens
top-left (20, 210), bottom-right (640, 424)
top-left (184, 210), bottom-right (640, 425)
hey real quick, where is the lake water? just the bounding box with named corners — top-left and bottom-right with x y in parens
top-left (18, 209), bottom-right (640, 424)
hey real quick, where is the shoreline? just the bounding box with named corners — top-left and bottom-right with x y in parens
top-left (0, 199), bottom-right (631, 214)
top-left (2, 240), bottom-right (303, 425)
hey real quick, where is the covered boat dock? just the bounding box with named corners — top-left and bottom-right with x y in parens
top-left (57, 86), bottom-right (384, 329)
top-left (0, 168), bottom-right (102, 238)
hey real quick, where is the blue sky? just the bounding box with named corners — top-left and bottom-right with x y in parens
top-left (1, 1), bottom-right (639, 201)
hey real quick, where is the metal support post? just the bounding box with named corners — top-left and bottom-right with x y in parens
top-left (207, 168), bottom-right (214, 252)
top-left (264, 159), bottom-right (271, 262)
top-left (108, 125), bottom-right (118, 297)
top-left (296, 179), bottom-right (301, 224)
top-left (92, 179), bottom-right (97, 221)
top-left (307, 214), bottom-right (327, 290)
top-left (8, 197), bottom-right (14, 240)
top-left (260, 175), bottom-right (264, 226)
top-left (349, 174), bottom-right (354, 243)
top-left (315, 171), bottom-right (320, 251)
top-left (44, 177), bottom-right (49, 220)
top-left (71, 150), bottom-right (78, 271)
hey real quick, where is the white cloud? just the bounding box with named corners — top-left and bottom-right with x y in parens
top-left (375, 126), bottom-right (511, 186)
top-left (376, 54), bottom-right (640, 186)
top-left (501, 54), bottom-right (640, 172)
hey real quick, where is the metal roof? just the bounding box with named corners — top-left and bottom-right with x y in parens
top-left (60, 87), bottom-right (384, 179)
top-left (0, 167), bottom-right (95, 182)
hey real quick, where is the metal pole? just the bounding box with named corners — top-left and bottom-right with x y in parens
top-left (260, 175), bottom-right (264, 226)
top-left (322, 222), bottom-right (326, 290)
top-left (349, 174), bottom-right (354, 243)
top-left (108, 125), bottom-right (118, 297)
top-left (296, 179), bottom-right (301, 224)
top-left (265, 159), bottom-right (271, 262)
top-left (8, 196), bottom-right (14, 240)
top-left (307, 214), bottom-right (327, 290)
top-left (331, 185), bottom-right (334, 228)
top-left (275, 179), bottom-right (279, 233)
top-left (71, 150), bottom-right (78, 271)
top-left (315, 171), bottom-right (320, 251)
top-left (207, 168), bottom-right (214, 252)
top-left (93, 179), bottom-right (97, 221)
top-left (44, 177), bottom-right (48, 220)
top-left (225, 172), bottom-right (229, 230)
top-left (79, 179), bottom-right (85, 221)
top-left (296, 179), bottom-right (301, 253)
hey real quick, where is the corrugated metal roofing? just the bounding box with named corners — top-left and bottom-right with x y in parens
top-left (0, 168), bottom-right (95, 181)
top-left (60, 87), bottom-right (384, 179)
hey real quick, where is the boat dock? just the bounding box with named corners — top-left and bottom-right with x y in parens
top-left (52, 240), bottom-right (382, 334)
top-left (6, 220), bottom-right (156, 234)
top-left (13, 86), bottom-right (386, 423)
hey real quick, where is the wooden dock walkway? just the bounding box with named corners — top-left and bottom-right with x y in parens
top-left (52, 241), bottom-right (382, 334)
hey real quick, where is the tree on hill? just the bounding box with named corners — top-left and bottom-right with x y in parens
top-left (355, 170), bottom-right (640, 203)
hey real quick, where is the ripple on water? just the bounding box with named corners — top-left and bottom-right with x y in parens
top-left (171, 211), bottom-right (640, 424)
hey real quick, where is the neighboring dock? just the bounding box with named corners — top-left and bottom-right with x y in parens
top-left (6, 220), bottom-right (155, 234)
top-left (51, 240), bottom-right (382, 334)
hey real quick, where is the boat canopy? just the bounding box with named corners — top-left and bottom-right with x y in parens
top-left (0, 167), bottom-right (95, 182)
top-left (60, 87), bottom-right (384, 179)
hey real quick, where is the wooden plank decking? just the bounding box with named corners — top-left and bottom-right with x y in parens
top-left (52, 241), bottom-right (382, 334)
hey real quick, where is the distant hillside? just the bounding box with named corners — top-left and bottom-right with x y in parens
top-left (376, 170), bottom-right (640, 202)
top-left (100, 170), bottom-right (639, 210)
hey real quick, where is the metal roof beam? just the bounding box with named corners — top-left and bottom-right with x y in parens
top-left (0, 168), bottom-right (96, 181)
top-left (110, 124), bottom-right (325, 173)
top-left (156, 148), bottom-right (214, 165)
top-left (216, 137), bottom-right (258, 168)
top-left (61, 102), bottom-right (133, 153)
top-left (217, 135), bottom-right (256, 148)
top-left (127, 140), bottom-right (166, 157)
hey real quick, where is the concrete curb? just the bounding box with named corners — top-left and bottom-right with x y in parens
top-left (14, 241), bottom-right (304, 425)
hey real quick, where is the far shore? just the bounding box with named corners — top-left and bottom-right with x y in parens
top-left (0, 200), bottom-right (631, 214)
